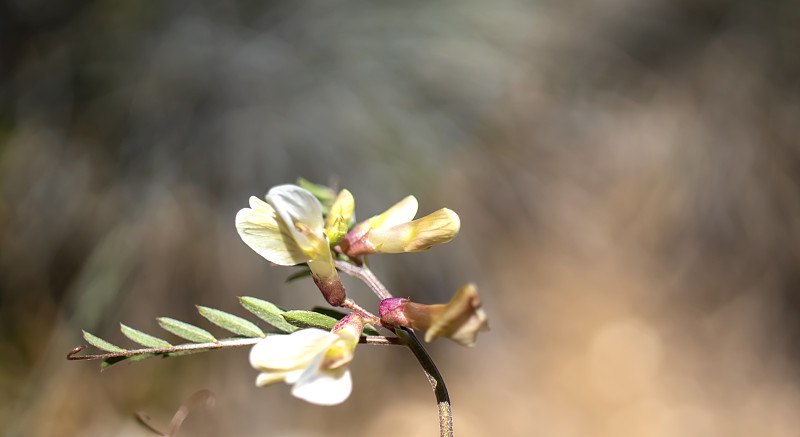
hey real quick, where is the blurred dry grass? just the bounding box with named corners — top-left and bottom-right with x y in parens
top-left (3, 0), bottom-right (800, 436)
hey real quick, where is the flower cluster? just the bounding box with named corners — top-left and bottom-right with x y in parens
top-left (236, 183), bottom-right (488, 405)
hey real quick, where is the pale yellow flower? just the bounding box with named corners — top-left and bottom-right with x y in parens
top-left (341, 196), bottom-right (460, 257)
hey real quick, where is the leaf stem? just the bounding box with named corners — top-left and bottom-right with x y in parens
top-left (67, 335), bottom-right (403, 361)
top-left (67, 337), bottom-right (261, 360)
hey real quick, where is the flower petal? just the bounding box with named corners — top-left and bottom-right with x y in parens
top-left (370, 195), bottom-right (418, 229)
top-left (255, 370), bottom-right (292, 387)
top-left (424, 283), bottom-right (489, 347)
top-left (367, 208), bottom-right (460, 253)
top-left (341, 196), bottom-right (419, 256)
top-left (250, 329), bottom-right (339, 371)
top-left (291, 352), bottom-right (353, 406)
top-left (267, 185), bottom-right (325, 252)
top-left (283, 368), bottom-right (307, 385)
top-left (235, 196), bottom-right (309, 266)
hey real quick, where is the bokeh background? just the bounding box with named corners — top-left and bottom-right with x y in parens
top-left (3, 0), bottom-right (800, 436)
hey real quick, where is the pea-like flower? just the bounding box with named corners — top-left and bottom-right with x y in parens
top-left (340, 195), bottom-right (460, 257)
top-left (236, 184), bottom-right (346, 305)
top-left (324, 189), bottom-right (355, 247)
top-left (249, 314), bottom-right (364, 406)
top-left (380, 284), bottom-right (489, 347)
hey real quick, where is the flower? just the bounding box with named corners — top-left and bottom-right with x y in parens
top-left (236, 184), bottom-right (346, 305)
top-left (249, 314), bottom-right (364, 406)
top-left (340, 195), bottom-right (460, 257)
top-left (380, 284), bottom-right (489, 347)
top-left (324, 189), bottom-right (354, 247)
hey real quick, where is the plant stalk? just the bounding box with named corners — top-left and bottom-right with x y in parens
top-left (335, 260), bottom-right (454, 436)
top-left (396, 327), bottom-right (454, 437)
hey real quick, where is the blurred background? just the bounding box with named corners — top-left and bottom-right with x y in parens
top-left (3, 0), bottom-right (800, 435)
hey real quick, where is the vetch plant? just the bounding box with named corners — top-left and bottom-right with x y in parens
top-left (68, 179), bottom-right (489, 436)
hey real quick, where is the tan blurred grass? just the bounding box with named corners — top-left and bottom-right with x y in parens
top-left (3, 1), bottom-right (800, 436)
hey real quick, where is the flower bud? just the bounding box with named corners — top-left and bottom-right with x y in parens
top-left (379, 298), bottom-right (411, 326)
top-left (324, 189), bottom-right (354, 247)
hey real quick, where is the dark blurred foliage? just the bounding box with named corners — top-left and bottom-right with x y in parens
top-left (3, 0), bottom-right (800, 436)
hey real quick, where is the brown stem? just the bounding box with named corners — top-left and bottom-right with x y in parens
top-left (67, 335), bottom-right (403, 361)
top-left (67, 338), bottom-right (261, 360)
top-left (135, 389), bottom-right (215, 436)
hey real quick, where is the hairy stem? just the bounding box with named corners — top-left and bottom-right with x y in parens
top-left (396, 327), bottom-right (454, 437)
top-left (335, 260), bottom-right (454, 436)
top-left (68, 335), bottom-right (402, 361)
top-left (334, 260), bottom-right (391, 300)
top-left (340, 298), bottom-right (382, 325)
top-left (67, 337), bottom-right (261, 360)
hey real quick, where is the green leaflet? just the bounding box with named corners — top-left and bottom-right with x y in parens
top-left (296, 178), bottom-right (336, 206)
top-left (83, 330), bottom-right (126, 352)
top-left (101, 356), bottom-right (129, 369)
top-left (129, 353), bottom-right (157, 362)
top-left (157, 317), bottom-right (217, 343)
top-left (120, 323), bottom-right (172, 348)
top-left (239, 296), bottom-right (298, 333)
top-left (197, 306), bottom-right (264, 338)
top-left (281, 310), bottom-right (338, 330)
top-left (310, 306), bottom-right (348, 320)
top-left (85, 332), bottom-right (265, 370)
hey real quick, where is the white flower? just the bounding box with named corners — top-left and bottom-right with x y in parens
top-left (250, 326), bottom-right (360, 406)
top-left (236, 184), bottom-right (345, 305)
